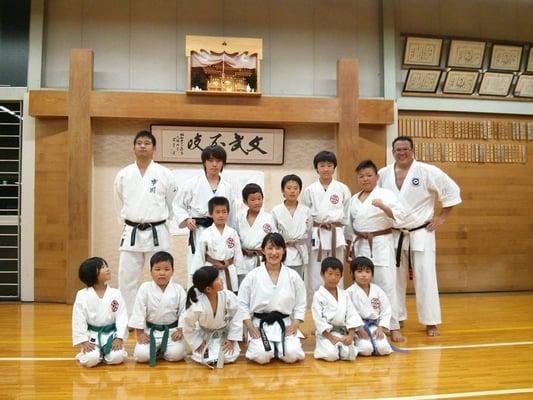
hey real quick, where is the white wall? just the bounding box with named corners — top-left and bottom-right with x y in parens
top-left (42, 0), bottom-right (383, 97)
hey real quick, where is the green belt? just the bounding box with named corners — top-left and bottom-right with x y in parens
top-left (330, 325), bottom-right (356, 361)
top-left (87, 323), bottom-right (117, 356)
top-left (146, 320), bottom-right (179, 367)
top-left (201, 326), bottom-right (229, 369)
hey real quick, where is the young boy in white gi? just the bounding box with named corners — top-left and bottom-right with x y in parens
top-left (271, 174), bottom-right (312, 279)
top-left (72, 257), bottom-right (128, 368)
top-left (312, 257), bottom-right (365, 362)
top-left (181, 266), bottom-right (243, 368)
top-left (192, 196), bottom-right (243, 292)
top-left (347, 256), bottom-right (394, 356)
top-left (129, 251), bottom-right (187, 367)
top-left (114, 130), bottom-right (178, 317)
top-left (173, 145), bottom-right (238, 285)
top-left (302, 151), bottom-right (351, 295)
top-left (347, 159), bottom-right (407, 342)
top-left (379, 136), bottom-right (462, 336)
top-left (235, 183), bottom-right (276, 285)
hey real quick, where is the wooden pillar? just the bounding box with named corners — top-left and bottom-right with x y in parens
top-left (336, 59), bottom-right (359, 287)
top-left (336, 59), bottom-right (359, 192)
top-left (66, 49), bottom-right (93, 303)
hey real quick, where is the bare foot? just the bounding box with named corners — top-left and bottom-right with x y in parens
top-left (426, 325), bottom-right (440, 337)
top-left (390, 330), bottom-right (405, 342)
top-left (399, 321), bottom-right (405, 328)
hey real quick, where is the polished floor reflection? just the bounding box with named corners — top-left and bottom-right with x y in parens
top-left (1, 293), bottom-right (533, 399)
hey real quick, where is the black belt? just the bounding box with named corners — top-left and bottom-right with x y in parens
top-left (394, 222), bottom-right (429, 280)
top-left (125, 219), bottom-right (166, 247)
top-left (188, 217), bottom-right (213, 254)
top-left (253, 311), bottom-right (289, 357)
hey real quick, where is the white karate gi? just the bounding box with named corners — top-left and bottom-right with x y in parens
top-left (129, 281), bottom-right (187, 363)
top-left (172, 173), bottom-right (238, 279)
top-left (235, 209), bottom-right (276, 277)
top-left (271, 202), bottom-right (312, 278)
top-left (180, 290), bottom-right (242, 365)
top-left (114, 161), bottom-right (177, 317)
top-left (348, 186), bottom-right (407, 330)
top-left (312, 286), bottom-right (363, 361)
top-left (346, 283), bottom-right (392, 356)
top-left (192, 224), bottom-right (243, 292)
top-left (302, 180), bottom-right (351, 293)
top-left (72, 285), bottom-right (128, 368)
top-left (238, 265), bottom-right (307, 364)
top-left (379, 160), bottom-right (462, 325)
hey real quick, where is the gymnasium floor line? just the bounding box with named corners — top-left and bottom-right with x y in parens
top-left (2, 339), bottom-right (532, 361)
top-left (359, 387), bottom-right (533, 400)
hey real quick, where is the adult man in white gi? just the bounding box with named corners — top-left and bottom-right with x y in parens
top-left (173, 145), bottom-right (238, 285)
top-left (379, 136), bottom-right (461, 336)
top-left (114, 130), bottom-right (178, 317)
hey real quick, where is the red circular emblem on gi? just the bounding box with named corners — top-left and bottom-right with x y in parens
top-left (226, 237), bottom-right (235, 248)
top-left (111, 300), bottom-right (119, 312)
top-left (330, 194), bottom-right (339, 204)
top-left (371, 297), bottom-right (381, 310)
top-left (263, 223), bottom-right (272, 233)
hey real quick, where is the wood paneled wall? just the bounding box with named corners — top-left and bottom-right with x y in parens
top-left (400, 111), bottom-right (533, 292)
top-left (34, 119), bottom-right (69, 301)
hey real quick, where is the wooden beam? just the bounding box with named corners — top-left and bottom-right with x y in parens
top-left (29, 90), bottom-right (393, 125)
top-left (66, 49), bottom-right (93, 303)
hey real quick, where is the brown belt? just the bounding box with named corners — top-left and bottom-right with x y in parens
top-left (285, 238), bottom-right (308, 263)
top-left (205, 254), bottom-right (234, 291)
top-left (313, 222), bottom-right (344, 262)
top-left (242, 248), bottom-right (262, 267)
top-left (350, 228), bottom-right (393, 261)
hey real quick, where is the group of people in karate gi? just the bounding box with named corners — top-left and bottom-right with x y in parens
top-left (72, 129), bottom-right (461, 367)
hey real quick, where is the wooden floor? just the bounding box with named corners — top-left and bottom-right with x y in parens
top-left (1, 293), bottom-right (533, 400)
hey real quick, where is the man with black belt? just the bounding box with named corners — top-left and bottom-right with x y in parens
top-left (379, 136), bottom-right (461, 337)
top-left (114, 130), bottom-right (177, 317)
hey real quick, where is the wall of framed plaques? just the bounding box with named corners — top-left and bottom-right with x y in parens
top-left (401, 34), bottom-right (533, 100)
top-left (398, 111), bottom-right (533, 292)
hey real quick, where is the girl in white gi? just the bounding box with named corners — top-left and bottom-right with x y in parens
top-left (347, 159), bottom-right (407, 343)
top-left (312, 257), bottom-right (365, 362)
top-left (173, 145), bottom-right (239, 285)
top-left (72, 257), bottom-right (128, 368)
top-left (192, 196), bottom-right (243, 292)
top-left (302, 151), bottom-right (351, 295)
top-left (238, 233), bottom-right (307, 365)
top-left (235, 183), bottom-right (276, 285)
top-left (181, 266), bottom-right (242, 368)
top-left (114, 130), bottom-right (178, 317)
top-left (346, 257), bottom-right (394, 356)
top-left (129, 251), bottom-right (187, 367)
top-left (271, 174), bottom-right (312, 279)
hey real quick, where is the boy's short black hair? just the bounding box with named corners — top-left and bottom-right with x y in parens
top-left (201, 145), bottom-right (227, 165)
top-left (150, 251), bottom-right (174, 270)
top-left (242, 183), bottom-right (263, 202)
top-left (281, 174), bottom-right (302, 191)
top-left (356, 159), bottom-right (378, 174)
top-left (320, 257), bottom-right (344, 275)
top-left (133, 130), bottom-right (156, 146)
top-left (261, 232), bottom-right (287, 263)
top-left (313, 151), bottom-right (337, 169)
top-left (208, 196), bottom-right (230, 214)
top-left (392, 136), bottom-right (414, 149)
top-left (78, 257), bottom-right (108, 287)
top-left (349, 256), bottom-right (374, 276)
